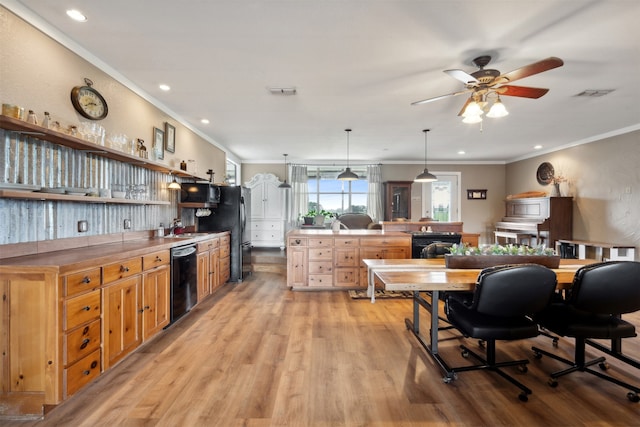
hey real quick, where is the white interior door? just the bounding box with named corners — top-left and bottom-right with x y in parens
top-left (421, 172), bottom-right (461, 221)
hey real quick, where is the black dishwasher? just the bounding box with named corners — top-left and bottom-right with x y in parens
top-left (170, 243), bottom-right (198, 324)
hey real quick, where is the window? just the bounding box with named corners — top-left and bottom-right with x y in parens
top-left (225, 160), bottom-right (237, 185)
top-left (307, 166), bottom-right (368, 215)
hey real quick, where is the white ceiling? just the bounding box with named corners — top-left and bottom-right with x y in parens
top-left (6, 0), bottom-right (640, 164)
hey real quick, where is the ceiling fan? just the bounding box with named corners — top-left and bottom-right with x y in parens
top-left (411, 55), bottom-right (564, 122)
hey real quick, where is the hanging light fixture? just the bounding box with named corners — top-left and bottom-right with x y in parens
top-left (168, 172), bottom-right (181, 189)
top-left (486, 95), bottom-right (509, 118)
top-left (337, 129), bottom-right (358, 181)
top-left (278, 153), bottom-right (291, 188)
top-left (414, 129), bottom-right (437, 182)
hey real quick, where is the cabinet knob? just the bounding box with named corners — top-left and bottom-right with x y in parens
top-left (295, 239), bottom-right (301, 244)
top-left (82, 276), bottom-right (91, 284)
top-left (82, 306), bottom-right (91, 311)
top-left (83, 370), bottom-right (91, 376)
top-left (144, 305), bottom-right (150, 310)
top-left (120, 265), bottom-right (129, 273)
top-left (80, 338), bottom-right (90, 350)
top-left (155, 256), bottom-right (162, 262)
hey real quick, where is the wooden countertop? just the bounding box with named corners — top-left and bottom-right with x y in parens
top-left (0, 232), bottom-right (228, 274)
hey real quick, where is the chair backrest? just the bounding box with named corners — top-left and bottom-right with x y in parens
top-left (337, 213), bottom-right (373, 230)
top-left (472, 264), bottom-right (558, 317)
top-left (421, 242), bottom-right (454, 259)
top-left (569, 261), bottom-right (640, 314)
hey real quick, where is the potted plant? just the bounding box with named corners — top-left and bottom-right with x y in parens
top-left (301, 209), bottom-right (335, 226)
top-left (445, 243), bottom-right (560, 268)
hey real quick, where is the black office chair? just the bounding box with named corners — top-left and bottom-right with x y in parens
top-left (532, 261), bottom-right (640, 402)
top-left (444, 264), bottom-right (557, 401)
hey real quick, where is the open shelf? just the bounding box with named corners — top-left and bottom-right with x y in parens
top-left (0, 115), bottom-right (204, 179)
top-left (0, 189), bottom-right (170, 205)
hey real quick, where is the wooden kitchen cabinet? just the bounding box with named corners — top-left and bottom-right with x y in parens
top-left (141, 250), bottom-right (170, 341)
top-left (102, 275), bottom-right (142, 370)
top-left (384, 181), bottom-right (413, 221)
top-left (197, 237), bottom-right (221, 301)
top-left (219, 233), bottom-right (231, 284)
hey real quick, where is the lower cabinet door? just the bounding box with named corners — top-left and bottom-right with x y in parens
top-left (103, 276), bottom-right (142, 369)
top-left (142, 266), bottom-right (170, 341)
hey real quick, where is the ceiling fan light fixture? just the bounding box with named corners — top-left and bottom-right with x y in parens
top-left (415, 129), bottom-right (437, 182)
top-left (462, 100), bottom-right (484, 118)
top-left (486, 97), bottom-right (509, 118)
top-left (338, 129), bottom-right (358, 181)
top-left (462, 114), bottom-right (483, 124)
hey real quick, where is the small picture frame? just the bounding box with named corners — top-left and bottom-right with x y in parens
top-left (153, 127), bottom-right (164, 160)
top-left (467, 189), bottom-right (487, 200)
top-left (165, 122), bottom-right (176, 153)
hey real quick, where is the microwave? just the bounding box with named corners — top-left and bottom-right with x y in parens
top-left (180, 183), bottom-right (221, 204)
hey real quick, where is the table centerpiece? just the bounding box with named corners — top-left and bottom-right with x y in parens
top-left (444, 243), bottom-right (560, 269)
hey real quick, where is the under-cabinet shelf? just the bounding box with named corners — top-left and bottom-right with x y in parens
top-left (0, 190), bottom-right (169, 205)
top-left (0, 115), bottom-right (204, 180)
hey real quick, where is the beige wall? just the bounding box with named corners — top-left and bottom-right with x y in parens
top-left (506, 130), bottom-right (640, 254)
top-left (0, 7), bottom-right (226, 177)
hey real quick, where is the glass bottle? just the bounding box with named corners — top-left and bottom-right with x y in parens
top-left (180, 160), bottom-right (187, 171)
top-left (26, 110), bottom-right (38, 125)
top-left (42, 112), bottom-right (51, 129)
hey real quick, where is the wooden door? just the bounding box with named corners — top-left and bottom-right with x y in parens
top-left (142, 266), bottom-right (170, 341)
top-left (103, 276), bottom-right (142, 369)
top-left (196, 251), bottom-right (210, 301)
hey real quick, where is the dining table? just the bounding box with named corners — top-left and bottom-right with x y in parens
top-left (362, 257), bottom-right (597, 380)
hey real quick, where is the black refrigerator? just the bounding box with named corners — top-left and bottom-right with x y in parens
top-left (197, 186), bottom-right (251, 282)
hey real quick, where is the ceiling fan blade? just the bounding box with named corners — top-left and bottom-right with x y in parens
top-left (496, 85), bottom-right (550, 99)
top-left (444, 69), bottom-right (479, 85)
top-left (498, 57), bottom-right (564, 84)
top-left (411, 89), bottom-right (471, 106)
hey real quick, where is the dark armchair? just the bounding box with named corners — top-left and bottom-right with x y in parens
top-left (444, 264), bottom-right (557, 401)
top-left (337, 213), bottom-right (381, 230)
top-left (532, 261), bottom-right (640, 402)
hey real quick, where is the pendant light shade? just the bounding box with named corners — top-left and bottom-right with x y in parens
top-left (278, 153), bottom-right (291, 188)
top-left (168, 172), bottom-right (181, 189)
top-left (415, 129), bottom-right (437, 182)
top-left (337, 129), bottom-right (359, 181)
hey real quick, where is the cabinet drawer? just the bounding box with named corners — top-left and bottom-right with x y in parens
top-left (308, 261), bottom-right (333, 275)
top-left (288, 237), bottom-right (307, 247)
top-left (252, 220), bottom-right (282, 231)
top-left (308, 248), bottom-right (333, 260)
top-left (197, 238), bottom-right (219, 252)
top-left (308, 238), bottom-right (332, 247)
top-left (64, 349), bottom-right (101, 398)
top-left (219, 244), bottom-right (230, 258)
top-left (363, 237), bottom-right (411, 247)
top-left (103, 258), bottom-right (142, 284)
top-left (220, 234), bottom-right (231, 245)
top-left (334, 238), bottom-right (359, 247)
top-left (64, 319), bottom-right (101, 366)
top-left (64, 267), bottom-right (102, 297)
top-left (361, 248), bottom-right (386, 260)
top-left (308, 274), bottom-right (333, 287)
top-left (65, 290), bottom-right (101, 331)
top-left (143, 250), bottom-right (170, 271)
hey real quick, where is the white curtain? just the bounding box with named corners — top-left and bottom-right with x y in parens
top-left (290, 164), bottom-right (308, 226)
top-left (366, 164), bottom-right (383, 222)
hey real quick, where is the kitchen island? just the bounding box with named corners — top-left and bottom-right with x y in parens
top-left (286, 229), bottom-right (411, 290)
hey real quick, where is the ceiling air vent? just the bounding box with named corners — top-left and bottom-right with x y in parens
top-left (574, 89), bottom-right (615, 97)
top-left (268, 87), bottom-right (297, 95)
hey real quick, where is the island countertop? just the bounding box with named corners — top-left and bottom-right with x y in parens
top-left (287, 229), bottom-right (409, 237)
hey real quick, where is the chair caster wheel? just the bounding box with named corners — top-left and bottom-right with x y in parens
top-left (478, 340), bottom-right (485, 348)
top-left (627, 392), bottom-right (639, 402)
top-left (598, 362), bottom-right (609, 370)
top-left (518, 392), bottom-right (529, 402)
top-left (461, 349), bottom-right (469, 358)
top-left (518, 364), bottom-right (528, 373)
top-left (534, 352), bottom-right (543, 360)
top-left (442, 376), bottom-right (454, 384)
top-left (548, 378), bottom-right (558, 388)
top-left (552, 338), bottom-right (559, 347)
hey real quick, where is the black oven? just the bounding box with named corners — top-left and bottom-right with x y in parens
top-left (406, 232), bottom-right (462, 258)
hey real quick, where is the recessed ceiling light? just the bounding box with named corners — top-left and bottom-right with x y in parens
top-left (159, 84), bottom-right (170, 91)
top-left (66, 9), bottom-right (87, 22)
top-left (534, 145), bottom-right (543, 150)
top-left (201, 119), bottom-right (210, 124)
top-left (457, 150), bottom-right (466, 155)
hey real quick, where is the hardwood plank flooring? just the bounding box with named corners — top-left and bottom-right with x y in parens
top-left (5, 271), bottom-right (640, 426)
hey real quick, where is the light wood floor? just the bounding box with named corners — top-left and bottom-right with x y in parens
top-left (8, 272), bottom-right (640, 427)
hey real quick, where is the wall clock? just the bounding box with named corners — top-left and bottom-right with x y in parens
top-left (536, 162), bottom-right (554, 185)
top-left (70, 78), bottom-right (108, 120)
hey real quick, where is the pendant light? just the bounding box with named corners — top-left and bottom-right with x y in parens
top-left (414, 129), bottom-right (437, 182)
top-left (278, 153), bottom-right (291, 188)
top-left (337, 129), bottom-right (358, 181)
top-left (168, 172), bottom-right (181, 189)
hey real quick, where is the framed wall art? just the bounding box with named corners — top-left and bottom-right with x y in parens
top-left (165, 122), bottom-right (176, 153)
top-left (467, 189), bottom-right (487, 200)
top-left (153, 127), bottom-right (164, 160)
